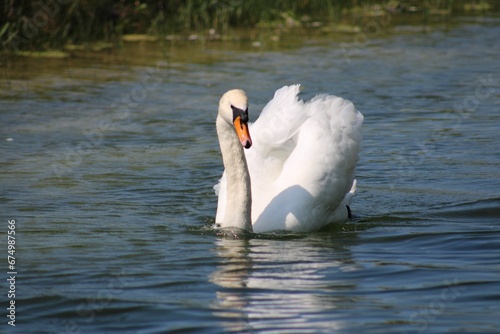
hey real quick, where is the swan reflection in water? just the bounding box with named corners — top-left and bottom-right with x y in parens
top-left (210, 234), bottom-right (362, 333)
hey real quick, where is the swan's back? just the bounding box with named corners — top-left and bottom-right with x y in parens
top-left (216, 85), bottom-right (363, 232)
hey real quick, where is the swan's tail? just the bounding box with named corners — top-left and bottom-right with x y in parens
top-left (343, 179), bottom-right (357, 219)
top-left (343, 179), bottom-right (357, 207)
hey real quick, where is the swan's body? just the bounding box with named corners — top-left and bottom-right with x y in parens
top-left (215, 85), bottom-right (363, 233)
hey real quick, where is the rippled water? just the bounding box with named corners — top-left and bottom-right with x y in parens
top-left (2, 17), bottom-right (500, 333)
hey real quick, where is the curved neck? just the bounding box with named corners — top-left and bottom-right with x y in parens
top-left (216, 115), bottom-right (252, 232)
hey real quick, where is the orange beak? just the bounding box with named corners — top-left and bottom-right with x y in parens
top-left (233, 116), bottom-right (252, 149)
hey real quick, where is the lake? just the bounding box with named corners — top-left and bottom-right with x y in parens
top-left (1, 16), bottom-right (500, 334)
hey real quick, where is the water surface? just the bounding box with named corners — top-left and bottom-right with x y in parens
top-left (1, 17), bottom-right (500, 333)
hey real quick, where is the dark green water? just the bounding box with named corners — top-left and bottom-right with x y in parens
top-left (1, 17), bottom-right (500, 333)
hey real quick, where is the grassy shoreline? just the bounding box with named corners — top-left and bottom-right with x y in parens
top-left (1, 0), bottom-right (498, 55)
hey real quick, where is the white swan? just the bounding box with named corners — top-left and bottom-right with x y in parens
top-left (214, 85), bottom-right (363, 233)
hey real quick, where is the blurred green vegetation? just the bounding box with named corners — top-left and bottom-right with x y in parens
top-left (1, 0), bottom-right (498, 52)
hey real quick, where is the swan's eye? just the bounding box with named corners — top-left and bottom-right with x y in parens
top-left (241, 109), bottom-right (249, 123)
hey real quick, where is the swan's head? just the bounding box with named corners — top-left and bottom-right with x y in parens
top-left (219, 89), bottom-right (252, 149)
